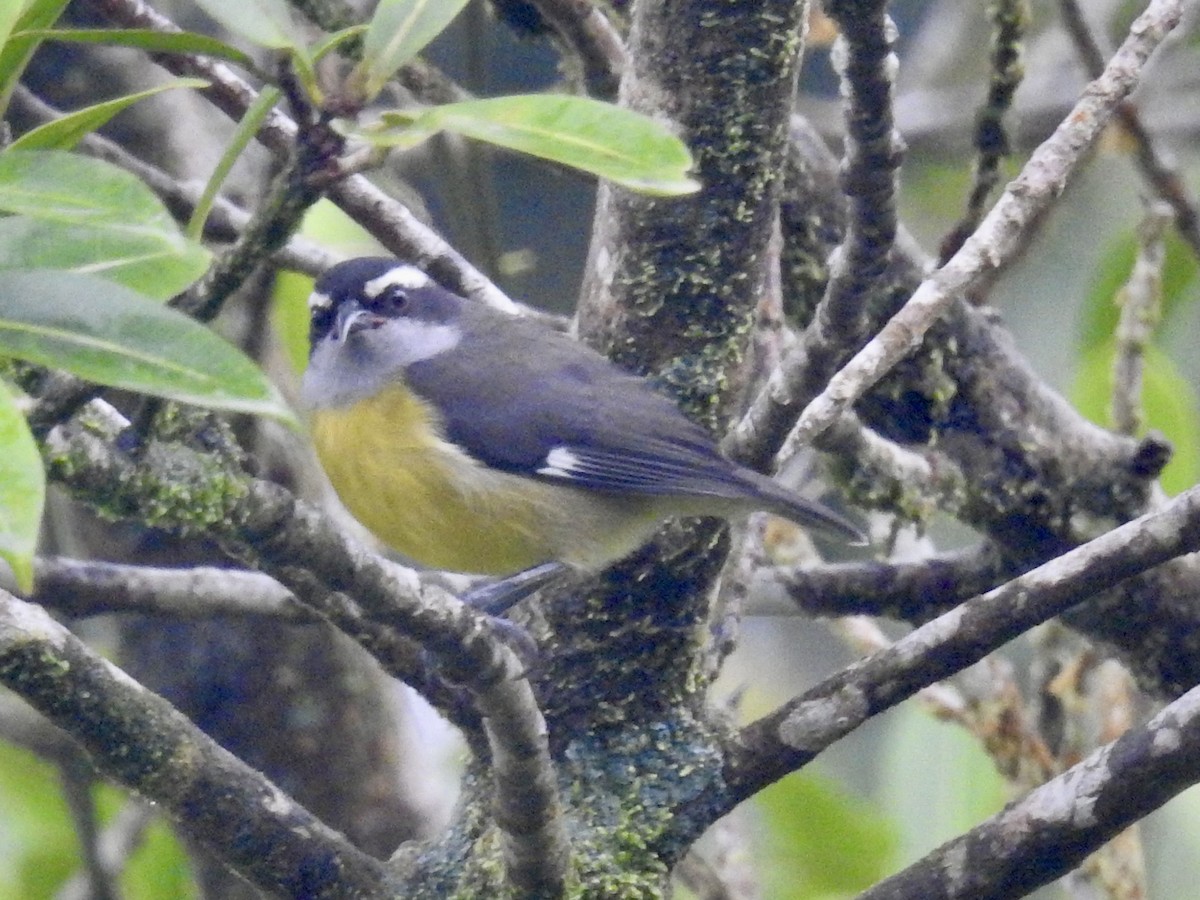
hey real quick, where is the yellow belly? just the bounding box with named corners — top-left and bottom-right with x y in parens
top-left (309, 385), bottom-right (661, 575)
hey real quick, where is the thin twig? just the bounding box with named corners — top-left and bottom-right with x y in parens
top-left (1059, 0), bottom-right (1200, 263)
top-left (56, 803), bottom-right (156, 900)
top-left (783, 0), bottom-right (904, 416)
top-left (783, 0), bottom-right (1183, 454)
top-left (1111, 202), bottom-right (1170, 435)
top-left (525, 0), bottom-right (627, 97)
top-left (721, 476), bottom-right (1200, 802)
top-left (58, 756), bottom-right (118, 900)
top-left (762, 542), bottom-right (1016, 621)
top-left (939, 0), bottom-right (1030, 265)
top-left (87, 0), bottom-right (519, 313)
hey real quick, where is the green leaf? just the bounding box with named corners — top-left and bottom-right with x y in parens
top-left (0, 149), bottom-right (180, 229)
top-left (351, 0), bottom-right (470, 101)
top-left (0, 0), bottom-right (71, 115)
top-left (311, 24), bottom-right (368, 62)
top-left (0, 150), bottom-right (210, 298)
top-left (13, 27), bottom-right (256, 71)
top-left (273, 269), bottom-right (314, 375)
top-left (1078, 227), bottom-right (1199, 353)
top-left (0, 380), bottom-right (43, 592)
top-left (0, 3), bottom-right (27, 75)
top-left (0, 216), bottom-right (210, 299)
top-left (371, 95), bottom-right (700, 195)
top-left (8, 78), bottom-right (210, 151)
top-left (191, 0), bottom-right (308, 50)
top-left (187, 87), bottom-right (281, 240)
top-left (1072, 341), bottom-right (1200, 495)
top-left (0, 741), bottom-right (78, 898)
top-left (756, 771), bottom-right (896, 898)
top-left (0, 270), bottom-right (297, 425)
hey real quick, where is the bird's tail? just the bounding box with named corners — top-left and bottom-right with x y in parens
top-left (742, 470), bottom-right (867, 545)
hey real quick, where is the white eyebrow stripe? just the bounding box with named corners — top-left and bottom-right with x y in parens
top-left (363, 265), bottom-right (431, 298)
top-left (308, 290), bottom-right (332, 311)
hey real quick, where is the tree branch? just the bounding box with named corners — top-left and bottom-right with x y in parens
top-left (87, 0), bottom-right (519, 313)
top-left (525, 0), bottom-right (627, 98)
top-left (42, 402), bottom-right (570, 893)
top-left (0, 592), bottom-right (393, 899)
top-left (762, 542), bottom-right (1016, 620)
top-left (1058, 0), bottom-right (1200, 263)
top-left (721, 479), bottom-right (1200, 807)
top-left (939, 0), bottom-right (1029, 264)
top-left (786, 0), bottom-right (1182, 451)
top-left (859, 681), bottom-right (1200, 900)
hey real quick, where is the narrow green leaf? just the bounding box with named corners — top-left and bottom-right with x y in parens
top-left (0, 380), bottom-right (44, 593)
top-left (0, 0), bottom-right (71, 114)
top-left (0, 270), bottom-right (297, 425)
top-left (0, 216), bottom-right (210, 299)
top-left (191, 0), bottom-right (307, 50)
top-left (373, 95), bottom-right (700, 195)
top-left (0, 151), bottom-right (211, 297)
top-left (351, 0), bottom-right (470, 101)
top-left (0, 3), bottom-right (27, 71)
top-left (187, 87), bottom-right (281, 240)
top-left (311, 24), bottom-right (368, 62)
top-left (13, 27), bottom-right (257, 71)
top-left (8, 78), bottom-right (210, 151)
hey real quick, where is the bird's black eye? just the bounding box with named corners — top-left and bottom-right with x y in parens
top-left (368, 285), bottom-right (409, 316)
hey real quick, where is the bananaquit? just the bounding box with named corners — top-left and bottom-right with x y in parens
top-left (301, 258), bottom-right (863, 594)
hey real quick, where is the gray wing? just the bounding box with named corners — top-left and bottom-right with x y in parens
top-left (403, 317), bottom-right (747, 498)
top-left (404, 313), bottom-right (865, 541)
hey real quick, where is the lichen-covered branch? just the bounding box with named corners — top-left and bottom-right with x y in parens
top-left (41, 403), bottom-right (569, 893)
top-left (858, 681), bottom-right (1200, 900)
top-left (0, 592), bottom-right (394, 899)
top-left (939, 0), bottom-right (1029, 264)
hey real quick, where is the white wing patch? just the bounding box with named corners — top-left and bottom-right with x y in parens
top-left (538, 446), bottom-right (583, 478)
top-left (364, 265), bottom-right (431, 298)
top-left (308, 290), bottom-right (332, 311)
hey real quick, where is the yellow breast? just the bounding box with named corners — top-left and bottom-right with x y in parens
top-left (310, 384), bottom-right (575, 575)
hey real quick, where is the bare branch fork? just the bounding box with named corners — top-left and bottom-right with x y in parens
top-left (784, 0), bottom-right (1184, 453)
top-left (703, 478), bottom-right (1200, 814)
